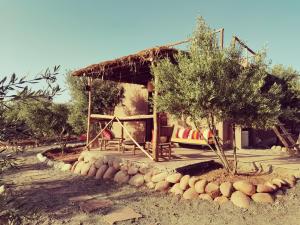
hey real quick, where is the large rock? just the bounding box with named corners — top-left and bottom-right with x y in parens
top-left (155, 181), bottom-right (170, 191)
top-left (230, 191), bottom-right (251, 208)
top-left (285, 175), bottom-right (297, 188)
top-left (80, 162), bottom-right (92, 176)
top-left (112, 158), bottom-right (122, 170)
top-left (71, 161), bottom-right (79, 172)
top-left (166, 173), bottom-right (182, 184)
top-left (251, 193), bottom-right (274, 203)
top-left (199, 194), bottom-right (213, 201)
top-left (265, 182), bottom-right (279, 191)
top-left (139, 165), bottom-right (150, 174)
top-left (188, 176), bottom-right (200, 188)
top-left (103, 167), bottom-right (118, 180)
top-left (94, 158), bottom-right (104, 169)
top-left (233, 180), bottom-right (256, 196)
top-left (95, 164), bottom-right (108, 180)
top-left (114, 170), bottom-right (130, 184)
top-left (144, 171), bottom-right (153, 183)
top-left (169, 183), bottom-right (184, 195)
top-left (74, 161), bottom-right (84, 174)
top-left (146, 182), bottom-right (155, 189)
top-left (87, 165), bottom-right (97, 177)
top-left (129, 174), bottom-right (145, 187)
top-left (152, 172), bottom-right (168, 183)
top-left (195, 179), bottom-right (207, 193)
top-left (256, 184), bottom-right (274, 193)
top-left (205, 182), bottom-right (220, 198)
top-left (183, 188), bottom-right (199, 200)
top-left (61, 163), bottom-right (72, 172)
top-left (214, 196), bottom-right (229, 204)
top-left (220, 182), bottom-right (233, 197)
top-left (128, 166), bottom-right (139, 175)
top-left (272, 178), bottom-right (287, 188)
top-left (179, 175), bottom-right (191, 191)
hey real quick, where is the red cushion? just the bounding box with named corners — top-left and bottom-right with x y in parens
top-left (182, 128), bottom-right (190, 139)
top-left (102, 129), bottom-right (114, 140)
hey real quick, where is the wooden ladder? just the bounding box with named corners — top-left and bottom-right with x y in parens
top-left (273, 124), bottom-right (300, 154)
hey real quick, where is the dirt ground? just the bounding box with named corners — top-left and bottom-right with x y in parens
top-left (1, 147), bottom-right (300, 225)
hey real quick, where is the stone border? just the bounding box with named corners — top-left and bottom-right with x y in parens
top-left (38, 148), bottom-right (299, 209)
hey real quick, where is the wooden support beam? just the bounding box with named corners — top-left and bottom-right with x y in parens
top-left (86, 77), bottom-right (92, 149)
top-left (86, 117), bottom-right (115, 148)
top-left (90, 114), bottom-right (154, 121)
top-left (115, 117), bottom-right (153, 160)
top-left (152, 71), bottom-right (159, 161)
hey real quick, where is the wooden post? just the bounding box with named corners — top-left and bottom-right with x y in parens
top-left (220, 28), bottom-right (224, 50)
top-left (86, 77), bottom-right (92, 149)
top-left (152, 72), bottom-right (159, 161)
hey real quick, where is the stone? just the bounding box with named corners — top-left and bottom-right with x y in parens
top-left (103, 167), bottom-right (118, 180)
top-left (151, 172), bottom-right (168, 183)
top-left (54, 162), bottom-right (64, 170)
top-left (205, 182), bottom-right (220, 198)
top-left (139, 165), bottom-right (150, 174)
top-left (271, 145), bottom-right (276, 150)
top-left (166, 173), bottom-right (183, 184)
top-left (199, 194), bottom-right (213, 201)
top-left (155, 181), bottom-right (170, 192)
top-left (129, 174), bottom-right (145, 187)
top-left (214, 196), bottom-right (229, 204)
top-left (272, 178), bottom-right (287, 188)
top-left (230, 191), bottom-right (251, 208)
top-left (95, 164), bottom-right (109, 180)
top-left (87, 165), bottom-right (97, 177)
top-left (78, 150), bottom-right (88, 161)
top-left (281, 147), bottom-right (288, 152)
top-left (183, 188), bottom-right (199, 200)
top-left (233, 180), bottom-right (256, 196)
top-left (80, 162), bottom-right (92, 176)
top-left (256, 184), bottom-right (274, 193)
top-left (83, 151), bottom-right (102, 163)
top-left (285, 175), bottom-right (297, 188)
top-left (36, 153), bottom-right (47, 162)
top-left (179, 175), bottom-right (190, 191)
top-left (0, 185), bottom-right (5, 195)
top-left (61, 163), bottom-right (72, 172)
top-left (47, 160), bottom-right (54, 167)
top-left (74, 161), bottom-right (85, 174)
top-left (144, 171), bottom-right (153, 183)
top-left (275, 146), bottom-right (282, 151)
top-left (194, 179), bottom-right (207, 194)
top-left (120, 164), bottom-right (128, 172)
top-left (71, 161), bottom-right (79, 172)
top-left (146, 182), bottom-right (155, 189)
top-left (188, 176), bottom-right (200, 188)
top-left (94, 158), bottom-right (104, 169)
top-left (220, 182), bottom-right (233, 197)
top-left (169, 183), bottom-right (184, 195)
top-left (114, 171), bottom-right (130, 184)
top-left (112, 158), bottom-right (122, 170)
top-left (102, 207), bottom-right (142, 225)
top-left (251, 193), bottom-right (274, 203)
top-left (265, 182), bottom-right (279, 191)
top-left (128, 166), bottom-right (139, 175)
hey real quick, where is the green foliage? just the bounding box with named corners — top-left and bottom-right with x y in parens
top-left (152, 17), bottom-right (281, 130)
top-left (66, 73), bottom-right (124, 134)
top-left (151, 17), bottom-right (282, 173)
top-left (271, 64), bottom-right (300, 127)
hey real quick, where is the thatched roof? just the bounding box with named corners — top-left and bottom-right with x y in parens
top-left (72, 46), bottom-right (178, 85)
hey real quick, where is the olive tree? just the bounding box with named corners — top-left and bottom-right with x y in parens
top-left (151, 18), bottom-right (281, 174)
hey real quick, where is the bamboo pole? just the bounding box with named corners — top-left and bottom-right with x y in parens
top-left (86, 77), bottom-right (92, 149)
top-left (152, 72), bottom-right (159, 161)
top-left (86, 117), bottom-right (115, 148)
top-left (115, 117), bottom-right (154, 160)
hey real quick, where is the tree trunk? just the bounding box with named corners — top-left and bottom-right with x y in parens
top-left (232, 123), bottom-right (238, 175)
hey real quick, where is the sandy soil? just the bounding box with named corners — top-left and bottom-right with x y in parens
top-left (1, 147), bottom-right (300, 225)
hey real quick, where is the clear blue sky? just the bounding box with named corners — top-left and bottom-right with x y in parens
top-left (1, 0), bottom-right (299, 102)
